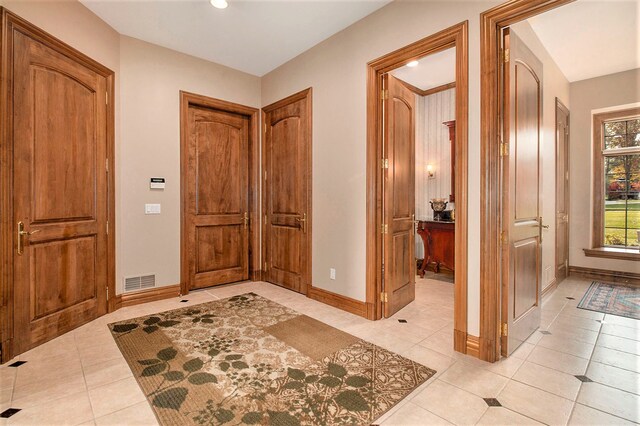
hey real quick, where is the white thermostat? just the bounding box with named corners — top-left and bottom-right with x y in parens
top-left (150, 177), bottom-right (165, 190)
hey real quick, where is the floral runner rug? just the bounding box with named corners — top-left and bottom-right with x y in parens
top-left (109, 293), bottom-right (435, 425)
top-left (577, 281), bottom-right (640, 320)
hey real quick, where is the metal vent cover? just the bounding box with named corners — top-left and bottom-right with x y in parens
top-left (124, 274), bottom-right (156, 292)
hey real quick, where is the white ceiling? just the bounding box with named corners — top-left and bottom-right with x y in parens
top-left (390, 48), bottom-right (456, 91)
top-left (80, 0), bottom-right (390, 76)
top-left (527, 0), bottom-right (639, 82)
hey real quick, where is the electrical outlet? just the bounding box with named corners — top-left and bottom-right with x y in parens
top-left (329, 268), bottom-right (336, 280)
top-left (145, 204), bottom-right (161, 215)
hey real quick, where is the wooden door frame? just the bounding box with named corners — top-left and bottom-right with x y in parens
top-left (555, 98), bottom-right (570, 285)
top-left (261, 88), bottom-right (313, 293)
top-left (179, 91), bottom-right (260, 295)
top-left (0, 8), bottom-right (116, 362)
top-left (479, 0), bottom-right (575, 362)
top-left (366, 21), bottom-right (470, 353)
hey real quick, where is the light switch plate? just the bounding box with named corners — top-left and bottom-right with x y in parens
top-left (145, 204), bottom-right (161, 215)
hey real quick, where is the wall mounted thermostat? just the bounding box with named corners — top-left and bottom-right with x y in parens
top-left (150, 177), bottom-right (165, 190)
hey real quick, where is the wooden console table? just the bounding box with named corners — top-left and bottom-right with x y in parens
top-left (417, 220), bottom-right (455, 277)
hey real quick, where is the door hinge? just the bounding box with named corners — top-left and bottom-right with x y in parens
top-left (106, 220), bottom-right (109, 235)
top-left (500, 141), bottom-right (509, 157)
top-left (381, 89), bottom-right (389, 100)
top-left (500, 230), bottom-right (507, 244)
top-left (566, 171), bottom-right (569, 181)
top-left (501, 323), bottom-right (508, 336)
top-left (381, 224), bottom-right (388, 234)
top-left (106, 285), bottom-right (109, 301)
top-left (263, 123), bottom-right (267, 133)
top-left (381, 158), bottom-right (389, 169)
top-left (380, 292), bottom-right (388, 303)
top-left (503, 48), bottom-right (510, 63)
top-left (264, 171), bottom-right (267, 181)
top-left (565, 259), bottom-right (569, 269)
top-left (105, 158), bottom-right (109, 172)
top-left (105, 91), bottom-right (108, 105)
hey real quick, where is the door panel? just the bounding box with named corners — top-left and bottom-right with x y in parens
top-left (502, 28), bottom-right (543, 356)
top-left (263, 90), bottom-right (312, 295)
top-left (384, 75), bottom-right (416, 317)
top-left (13, 30), bottom-right (109, 354)
top-left (555, 102), bottom-right (570, 283)
top-left (187, 107), bottom-right (249, 289)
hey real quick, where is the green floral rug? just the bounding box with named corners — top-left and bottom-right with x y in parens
top-left (109, 293), bottom-right (435, 425)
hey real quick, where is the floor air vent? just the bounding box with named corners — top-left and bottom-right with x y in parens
top-left (124, 274), bottom-right (156, 292)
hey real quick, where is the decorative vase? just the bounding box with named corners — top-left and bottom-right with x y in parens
top-left (430, 198), bottom-right (448, 221)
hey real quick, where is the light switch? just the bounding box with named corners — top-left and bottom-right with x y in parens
top-left (145, 204), bottom-right (161, 214)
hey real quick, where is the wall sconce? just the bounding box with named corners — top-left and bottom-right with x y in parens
top-left (426, 164), bottom-right (435, 179)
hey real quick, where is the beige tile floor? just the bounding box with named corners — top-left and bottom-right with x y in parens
top-left (0, 276), bottom-right (638, 425)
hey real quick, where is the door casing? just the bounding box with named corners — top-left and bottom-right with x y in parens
top-left (555, 98), bottom-right (570, 285)
top-left (179, 92), bottom-right (260, 295)
top-left (366, 21), bottom-right (469, 353)
top-left (480, 0), bottom-right (575, 362)
top-left (0, 8), bottom-right (116, 363)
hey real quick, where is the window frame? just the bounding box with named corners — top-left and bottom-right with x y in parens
top-left (590, 107), bottom-right (640, 258)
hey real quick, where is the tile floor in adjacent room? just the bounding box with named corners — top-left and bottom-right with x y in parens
top-left (0, 276), bottom-right (638, 425)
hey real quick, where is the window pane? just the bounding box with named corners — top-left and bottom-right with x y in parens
top-left (627, 119), bottom-right (640, 134)
top-left (628, 133), bottom-right (640, 147)
top-left (605, 227), bottom-right (626, 246)
top-left (604, 135), bottom-right (625, 149)
top-left (628, 229), bottom-right (640, 247)
top-left (604, 121), bottom-right (626, 136)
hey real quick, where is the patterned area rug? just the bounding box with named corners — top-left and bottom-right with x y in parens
top-left (109, 293), bottom-right (435, 425)
top-left (577, 281), bottom-right (640, 320)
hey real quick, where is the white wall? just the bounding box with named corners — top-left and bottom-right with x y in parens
top-left (570, 68), bottom-right (640, 273)
top-left (118, 36), bottom-right (260, 293)
top-left (261, 1), bottom-right (502, 336)
top-left (415, 88), bottom-right (456, 258)
top-left (511, 21), bottom-right (571, 289)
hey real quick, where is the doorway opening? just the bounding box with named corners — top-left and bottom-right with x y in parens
top-left (366, 21), bottom-right (471, 355)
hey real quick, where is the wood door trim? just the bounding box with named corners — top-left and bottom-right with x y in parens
top-left (397, 80), bottom-right (456, 98)
top-left (555, 98), bottom-right (569, 283)
top-left (179, 91), bottom-right (260, 296)
top-left (366, 21), bottom-right (469, 353)
top-left (479, 0), bottom-right (575, 362)
top-left (0, 7), bottom-right (116, 362)
top-left (261, 88), bottom-right (313, 293)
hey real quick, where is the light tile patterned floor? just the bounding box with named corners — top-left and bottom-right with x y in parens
top-left (0, 276), bottom-right (638, 425)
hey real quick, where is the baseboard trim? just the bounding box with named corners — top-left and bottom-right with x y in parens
top-left (542, 278), bottom-right (558, 298)
top-left (466, 334), bottom-right (480, 358)
top-left (307, 286), bottom-right (368, 318)
top-left (116, 284), bottom-right (182, 308)
top-left (569, 266), bottom-right (640, 287)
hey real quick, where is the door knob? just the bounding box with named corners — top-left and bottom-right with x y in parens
top-left (17, 221), bottom-right (39, 255)
top-left (295, 213), bottom-right (307, 233)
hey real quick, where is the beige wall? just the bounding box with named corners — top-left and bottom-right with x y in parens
top-left (511, 21), bottom-right (571, 289)
top-left (118, 36), bottom-right (261, 292)
top-left (261, 1), bottom-right (501, 335)
top-left (569, 68), bottom-right (640, 273)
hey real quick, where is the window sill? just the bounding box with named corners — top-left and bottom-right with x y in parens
top-left (583, 247), bottom-right (640, 261)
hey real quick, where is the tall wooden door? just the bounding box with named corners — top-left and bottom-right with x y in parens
top-left (502, 29), bottom-right (544, 356)
top-left (555, 100), bottom-right (570, 284)
top-left (10, 27), bottom-right (112, 355)
top-left (185, 105), bottom-right (250, 290)
top-left (263, 89), bottom-right (312, 294)
top-left (383, 75), bottom-right (416, 317)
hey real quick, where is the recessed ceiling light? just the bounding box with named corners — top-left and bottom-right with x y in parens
top-left (406, 60), bottom-right (419, 68)
top-left (210, 0), bottom-right (228, 9)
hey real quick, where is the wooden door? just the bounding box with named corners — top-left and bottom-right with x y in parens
top-left (263, 89), bottom-right (312, 294)
top-left (185, 106), bottom-right (250, 290)
top-left (383, 75), bottom-right (416, 317)
top-left (11, 29), bottom-right (110, 354)
top-left (555, 100), bottom-right (570, 283)
top-left (502, 29), bottom-right (543, 356)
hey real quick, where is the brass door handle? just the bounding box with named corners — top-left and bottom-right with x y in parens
top-left (541, 224), bottom-right (550, 230)
top-left (17, 222), bottom-right (39, 255)
top-left (295, 213), bottom-right (307, 233)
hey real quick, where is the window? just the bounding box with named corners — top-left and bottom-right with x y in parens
top-left (589, 108), bottom-right (640, 259)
